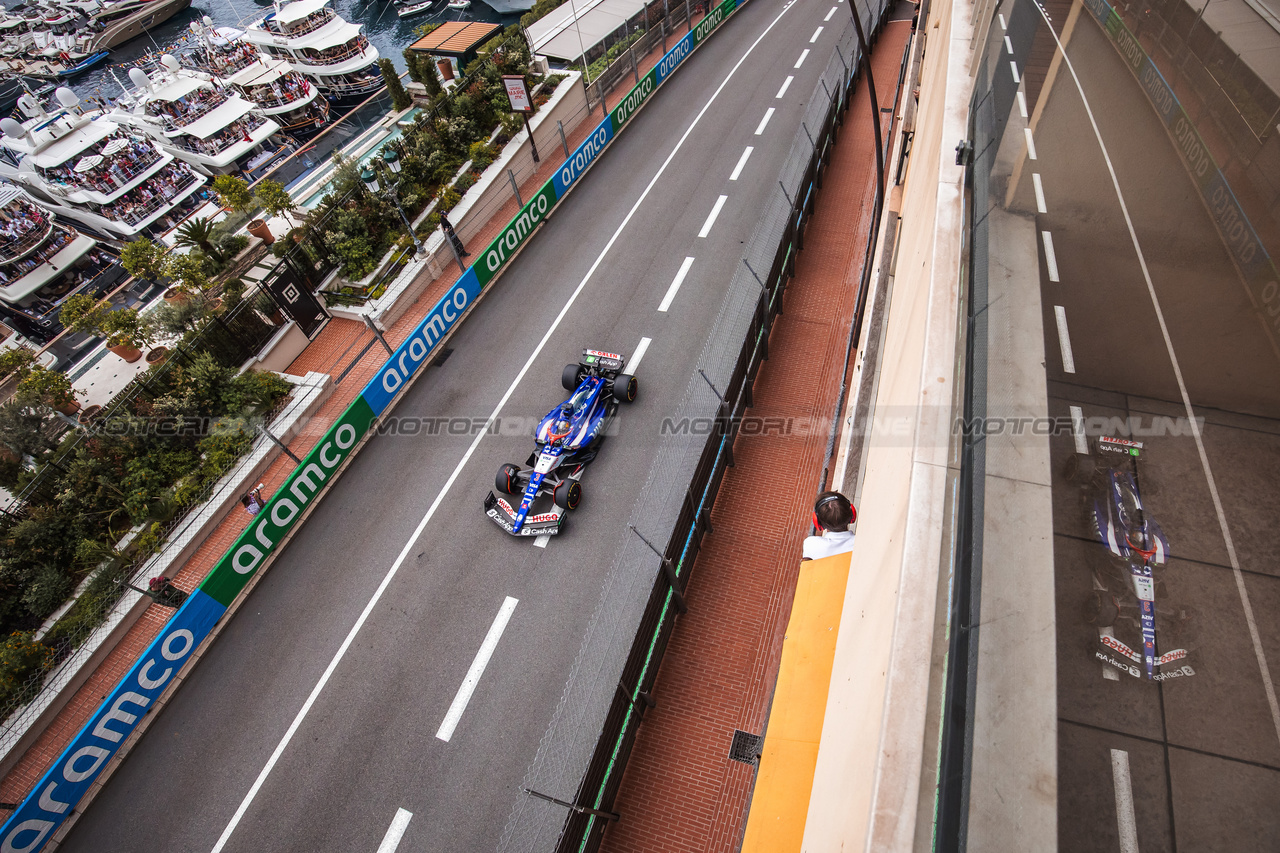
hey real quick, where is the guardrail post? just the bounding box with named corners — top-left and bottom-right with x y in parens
top-left (362, 314), bottom-right (394, 356)
top-left (557, 119), bottom-right (570, 158)
top-left (523, 788), bottom-right (620, 821)
top-left (258, 423), bottom-right (302, 465)
top-left (630, 525), bottom-right (687, 614)
top-left (507, 169), bottom-right (523, 208)
top-left (661, 0), bottom-right (669, 52)
top-left (630, 44), bottom-right (640, 84)
top-left (685, 0), bottom-right (693, 32)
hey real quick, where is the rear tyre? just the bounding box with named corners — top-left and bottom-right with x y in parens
top-left (562, 363), bottom-right (583, 391)
top-left (1082, 590), bottom-right (1119, 628)
top-left (613, 374), bottom-right (637, 403)
top-left (495, 463), bottom-right (522, 495)
top-left (554, 480), bottom-right (582, 509)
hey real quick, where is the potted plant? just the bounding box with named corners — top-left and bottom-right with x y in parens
top-left (0, 346), bottom-right (37, 388)
top-left (254, 178), bottom-right (299, 229)
top-left (60, 294), bottom-right (153, 363)
top-left (16, 364), bottom-right (78, 415)
top-left (119, 238), bottom-right (167, 285)
top-left (214, 174), bottom-right (273, 244)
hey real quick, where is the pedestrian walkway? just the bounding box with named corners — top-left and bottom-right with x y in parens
top-left (0, 19), bottom-right (701, 817)
top-left (598, 18), bottom-right (914, 852)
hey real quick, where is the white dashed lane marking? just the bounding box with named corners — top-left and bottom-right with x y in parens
top-left (811, 26), bottom-right (823, 42)
top-left (776, 75), bottom-right (793, 98)
top-left (730, 146), bottom-right (753, 180)
top-left (1024, 127), bottom-right (1038, 159)
top-left (436, 596), bottom-right (519, 742)
top-left (1054, 306), bottom-right (1076, 374)
top-left (659, 257), bottom-right (696, 312)
top-left (755, 107), bottom-right (775, 135)
top-left (1032, 172), bottom-right (1047, 213)
top-left (795, 49), bottom-right (809, 68)
top-left (1042, 230), bottom-right (1059, 282)
top-left (376, 809), bottom-right (413, 853)
top-left (824, 6), bottom-right (836, 20)
top-left (699, 195), bottom-right (728, 238)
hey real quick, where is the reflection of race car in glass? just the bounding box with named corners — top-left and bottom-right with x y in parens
top-left (1068, 436), bottom-right (1195, 681)
top-left (484, 349), bottom-right (637, 537)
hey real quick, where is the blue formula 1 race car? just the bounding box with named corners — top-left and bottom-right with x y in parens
top-left (484, 348), bottom-right (637, 536)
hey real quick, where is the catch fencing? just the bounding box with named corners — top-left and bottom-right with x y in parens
top-left (495, 5), bottom-right (891, 851)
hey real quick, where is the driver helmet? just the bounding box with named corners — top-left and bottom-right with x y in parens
top-left (550, 406), bottom-right (573, 442)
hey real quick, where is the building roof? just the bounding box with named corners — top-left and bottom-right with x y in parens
top-left (407, 22), bottom-right (502, 58)
top-left (526, 0), bottom-right (648, 63)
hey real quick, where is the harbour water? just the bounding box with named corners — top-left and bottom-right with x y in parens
top-left (1, 0), bottom-right (523, 105)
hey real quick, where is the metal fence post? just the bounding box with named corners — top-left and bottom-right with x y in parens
top-left (557, 119), bottom-right (570, 157)
top-left (686, 0), bottom-right (693, 32)
top-left (507, 169), bottom-right (523, 207)
top-left (661, 0), bottom-right (669, 52)
top-left (630, 43), bottom-right (640, 84)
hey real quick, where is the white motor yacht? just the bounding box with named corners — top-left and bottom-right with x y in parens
top-left (0, 88), bottom-right (207, 241)
top-left (0, 186), bottom-right (122, 346)
top-left (240, 0), bottom-right (383, 107)
top-left (60, 0), bottom-right (194, 52)
top-left (108, 54), bottom-right (284, 176)
top-left (182, 19), bottom-right (331, 140)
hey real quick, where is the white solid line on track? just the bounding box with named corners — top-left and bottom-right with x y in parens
top-left (208, 4), bottom-right (804, 846)
top-left (1042, 230), bottom-right (1059, 282)
top-left (627, 336), bottom-right (652, 374)
top-left (730, 146), bottom-right (753, 180)
top-left (775, 75), bottom-right (793, 98)
top-left (1036, 1), bottom-right (1280, 749)
top-left (1024, 127), bottom-right (1037, 159)
top-left (999, 12), bottom-right (1007, 28)
top-left (1032, 172), bottom-right (1047, 213)
top-left (795, 49), bottom-right (809, 68)
top-left (533, 534), bottom-right (550, 548)
top-left (376, 809), bottom-right (413, 853)
top-left (659, 257), bottom-right (695, 312)
top-left (1069, 405), bottom-right (1088, 454)
top-left (1017, 90), bottom-right (1028, 117)
top-left (810, 25), bottom-right (823, 42)
top-left (437, 596), bottom-right (519, 742)
top-left (1054, 306), bottom-right (1076, 374)
top-left (1005, 35), bottom-right (1014, 53)
top-left (824, 6), bottom-right (836, 20)
top-left (1111, 749), bottom-right (1140, 853)
top-left (699, 195), bottom-right (728, 238)
top-left (755, 107), bottom-right (775, 135)
top-left (1010, 61), bottom-right (1020, 83)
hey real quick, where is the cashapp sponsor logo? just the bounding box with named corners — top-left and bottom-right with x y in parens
top-left (553, 119), bottom-right (613, 197)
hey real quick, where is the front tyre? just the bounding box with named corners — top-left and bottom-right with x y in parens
top-left (554, 480), bottom-right (582, 509)
top-left (613, 373), bottom-right (637, 403)
top-left (495, 463), bottom-right (523, 495)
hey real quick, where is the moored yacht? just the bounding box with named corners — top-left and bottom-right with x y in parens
top-left (70, 0), bottom-right (194, 52)
top-left (240, 0), bottom-right (383, 107)
top-left (182, 19), bottom-right (331, 140)
top-left (0, 187), bottom-right (122, 348)
top-left (0, 88), bottom-right (207, 241)
top-left (108, 55), bottom-right (285, 176)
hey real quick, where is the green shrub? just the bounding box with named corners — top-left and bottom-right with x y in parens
top-left (468, 141), bottom-right (495, 170)
top-left (437, 187), bottom-right (461, 212)
top-left (0, 632), bottom-right (53, 710)
top-left (21, 566), bottom-right (72, 619)
top-left (454, 173), bottom-right (477, 194)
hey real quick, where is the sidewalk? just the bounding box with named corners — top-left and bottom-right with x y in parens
top-left (599, 19), bottom-right (914, 852)
top-left (0, 21), bottom-right (696, 813)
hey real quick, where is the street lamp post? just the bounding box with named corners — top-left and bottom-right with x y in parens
top-left (362, 147), bottom-right (426, 260)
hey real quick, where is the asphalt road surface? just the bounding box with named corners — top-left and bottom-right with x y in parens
top-left (56, 1), bottom-right (858, 851)
top-left (1002, 1), bottom-right (1280, 850)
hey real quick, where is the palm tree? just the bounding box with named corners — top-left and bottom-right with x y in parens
top-left (174, 217), bottom-right (224, 263)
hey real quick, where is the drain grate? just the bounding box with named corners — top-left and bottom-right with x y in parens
top-left (431, 348), bottom-right (455, 367)
top-left (729, 730), bottom-right (763, 764)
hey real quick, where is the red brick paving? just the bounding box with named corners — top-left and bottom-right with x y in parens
top-left (599, 21), bottom-right (914, 853)
top-left (0, 22), bottom-right (700, 813)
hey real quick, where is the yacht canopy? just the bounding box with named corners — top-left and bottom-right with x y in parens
top-left (150, 75), bottom-right (209, 103)
top-left (0, 233), bottom-right (95, 304)
top-left (227, 58), bottom-right (290, 87)
top-left (526, 0), bottom-right (649, 63)
top-left (179, 96), bottom-right (254, 139)
top-left (275, 0), bottom-right (329, 25)
top-left (31, 119), bottom-right (115, 168)
top-left (299, 20), bottom-right (361, 52)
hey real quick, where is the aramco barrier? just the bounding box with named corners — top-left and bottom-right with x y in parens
top-left (0, 1), bottom-right (762, 849)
